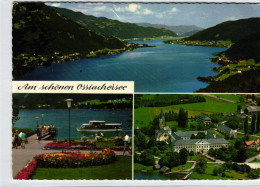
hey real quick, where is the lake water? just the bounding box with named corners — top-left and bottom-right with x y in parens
top-left (14, 109), bottom-right (132, 140)
top-left (21, 40), bottom-right (225, 92)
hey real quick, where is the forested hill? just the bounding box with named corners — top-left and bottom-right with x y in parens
top-left (13, 3), bottom-right (126, 57)
top-left (51, 7), bottom-right (178, 39)
top-left (137, 23), bottom-right (203, 36)
top-left (224, 33), bottom-right (260, 61)
top-left (186, 18), bottom-right (260, 43)
top-left (13, 94), bottom-right (132, 110)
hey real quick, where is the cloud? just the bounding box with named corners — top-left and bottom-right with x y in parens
top-left (49, 3), bottom-right (61, 7)
top-left (143, 8), bottom-right (153, 15)
top-left (128, 4), bottom-right (141, 12)
top-left (171, 7), bottom-right (179, 13)
top-left (114, 4), bottom-right (141, 13)
top-left (93, 6), bottom-right (107, 11)
top-left (223, 16), bottom-right (238, 21)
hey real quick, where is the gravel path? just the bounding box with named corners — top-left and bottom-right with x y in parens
top-left (12, 134), bottom-right (131, 177)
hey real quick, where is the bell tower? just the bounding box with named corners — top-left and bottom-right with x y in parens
top-left (159, 108), bottom-right (165, 129)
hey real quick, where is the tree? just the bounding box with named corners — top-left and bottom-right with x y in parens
top-left (190, 134), bottom-right (196, 139)
top-left (178, 108), bottom-right (188, 128)
top-left (237, 105), bottom-right (242, 113)
top-left (148, 146), bottom-right (160, 156)
top-left (179, 148), bottom-right (189, 165)
top-left (256, 112), bottom-right (260, 133)
top-left (244, 117), bottom-right (248, 134)
top-left (196, 132), bottom-right (206, 139)
top-left (147, 136), bottom-right (156, 148)
top-left (234, 139), bottom-right (243, 149)
top-left (160, 152), bottom-right (180, 168)
top-left (12, 96), bottom-right (20, 127)
top-left (134, 132), bottom-right (147, 152)
top-left (226, 118), bottom-right (239, 129)
top-left (195, 154), bottom-right (207, 174)
top-left (235, 147), bottom-right (247, 163)
top-left (213, 168), bottom-right (219, 176)
top-left (251, 114), bottom-right (256, 134)
top-left (140, 150), bottom-right (154, 166)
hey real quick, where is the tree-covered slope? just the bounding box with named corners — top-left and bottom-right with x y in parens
top-left (51, 7), bottom-right (178, 39)
top-left (137, 23), bottom-right (203, 36)
top-left (224, 33), bottom-right (260, 61)
top-left (186, 18), bottom-right (260, 43)
top-left (13, 3), bottom-right (126, 57)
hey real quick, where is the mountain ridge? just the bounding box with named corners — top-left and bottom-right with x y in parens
top-left (136, 22), bottom-right (203, 36)
top-left (186, 17), bottom-right (260, 42)
top-left (51, 6), bottom-right (178, 39)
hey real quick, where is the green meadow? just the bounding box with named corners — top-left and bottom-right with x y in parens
top-left (135, 95), bottom-right (241, 128)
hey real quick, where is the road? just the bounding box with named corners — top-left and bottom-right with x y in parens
top-left (12, 134), bottom-right (131, 177)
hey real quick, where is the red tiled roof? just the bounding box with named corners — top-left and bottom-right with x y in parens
top-left (245, 139), bottom-right (260, 146)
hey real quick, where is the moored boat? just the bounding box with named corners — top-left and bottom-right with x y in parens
top-left (76, 120), bottom-right (123, 132)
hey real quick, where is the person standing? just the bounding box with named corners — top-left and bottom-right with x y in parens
top-left (122, 132), bottom-right (131, 155)
top-left (14, 130), bottom-right (19, 149)
top-left (21, 130), bottom-right (26, 149)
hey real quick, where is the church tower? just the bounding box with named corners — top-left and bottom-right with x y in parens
top-left (159, 108), bottom-right (165, 129)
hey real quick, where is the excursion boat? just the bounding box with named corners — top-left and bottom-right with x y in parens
top-left (76, 120), bottom-right (123, 132)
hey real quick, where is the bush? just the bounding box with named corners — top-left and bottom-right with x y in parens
top-left (148, 146), bottom-right (160, 156)
top-left (160, 152), bottom-right (180, 168)
top-left (140, 150), bottom-right (154, 166)
top-left (179, 148), bottom-right (188, 165)
top-left (189, 151), bottom-right (194, 156)
top-left (213, 168), bottom-right (219, 176)
top-left (114, 138), bottom-right (124, 146)
top-left (248, 170), bottom-right (260, 179)
top-left (134, 153), bottom-right (142, 163)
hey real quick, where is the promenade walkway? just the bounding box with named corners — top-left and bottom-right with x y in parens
top-left (12, 134), bottom-right (131, 177)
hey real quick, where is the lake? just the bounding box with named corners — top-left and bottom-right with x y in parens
top-left (21, 40), bottom-right (225, 92)
top-left (14, 109), bottom-right (132, 140)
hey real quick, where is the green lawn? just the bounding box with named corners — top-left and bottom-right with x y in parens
top-left (227, 133), bottom-right (259, 145)
top-left (135, 96), bottom-right (240, 128)
top-left (134, 163), bottom-right (154, 171)
top-left (171, 162), bottom-right (193, 172)
top-left (191, 163), bottom-right (252, 180)
top-left (32, 156), bottom-right (132, 180)
top-left (250, 158), bottom-right (260, 163)
top-left (212, 94), bottom-right (241, 103)
top-left (190, 163), bottom-right (249, 180)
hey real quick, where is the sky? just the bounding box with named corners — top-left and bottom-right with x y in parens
top-left (46, 3), bottom-right (260, 28)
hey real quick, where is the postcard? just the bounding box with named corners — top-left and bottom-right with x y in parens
top-left (1, 1), bottom-right (260, 186)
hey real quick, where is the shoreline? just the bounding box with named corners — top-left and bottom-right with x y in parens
top-left (19, 108), bottom-right (132, 111)
top-left (13, 43), bottom-right (153, 80)
top-left (164, 39), bottom-right (232, 48)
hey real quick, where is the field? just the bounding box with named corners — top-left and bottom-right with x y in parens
top-left (135, 96), bottom-right (240, 128)
top-left (32, 156), bottom-right (132, 180)
top-left (212, 94), bottom-right (242, 102)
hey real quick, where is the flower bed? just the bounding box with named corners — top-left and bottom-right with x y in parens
top-left (14, 159), bottom-right (37, 180)
top-left (44, 141), bottom-right (125, 151)
top-left (14, 149), bottom-right (116, 180)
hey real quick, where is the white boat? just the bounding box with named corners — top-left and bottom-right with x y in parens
top-left (76, 120), bottom-right (123, 132)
